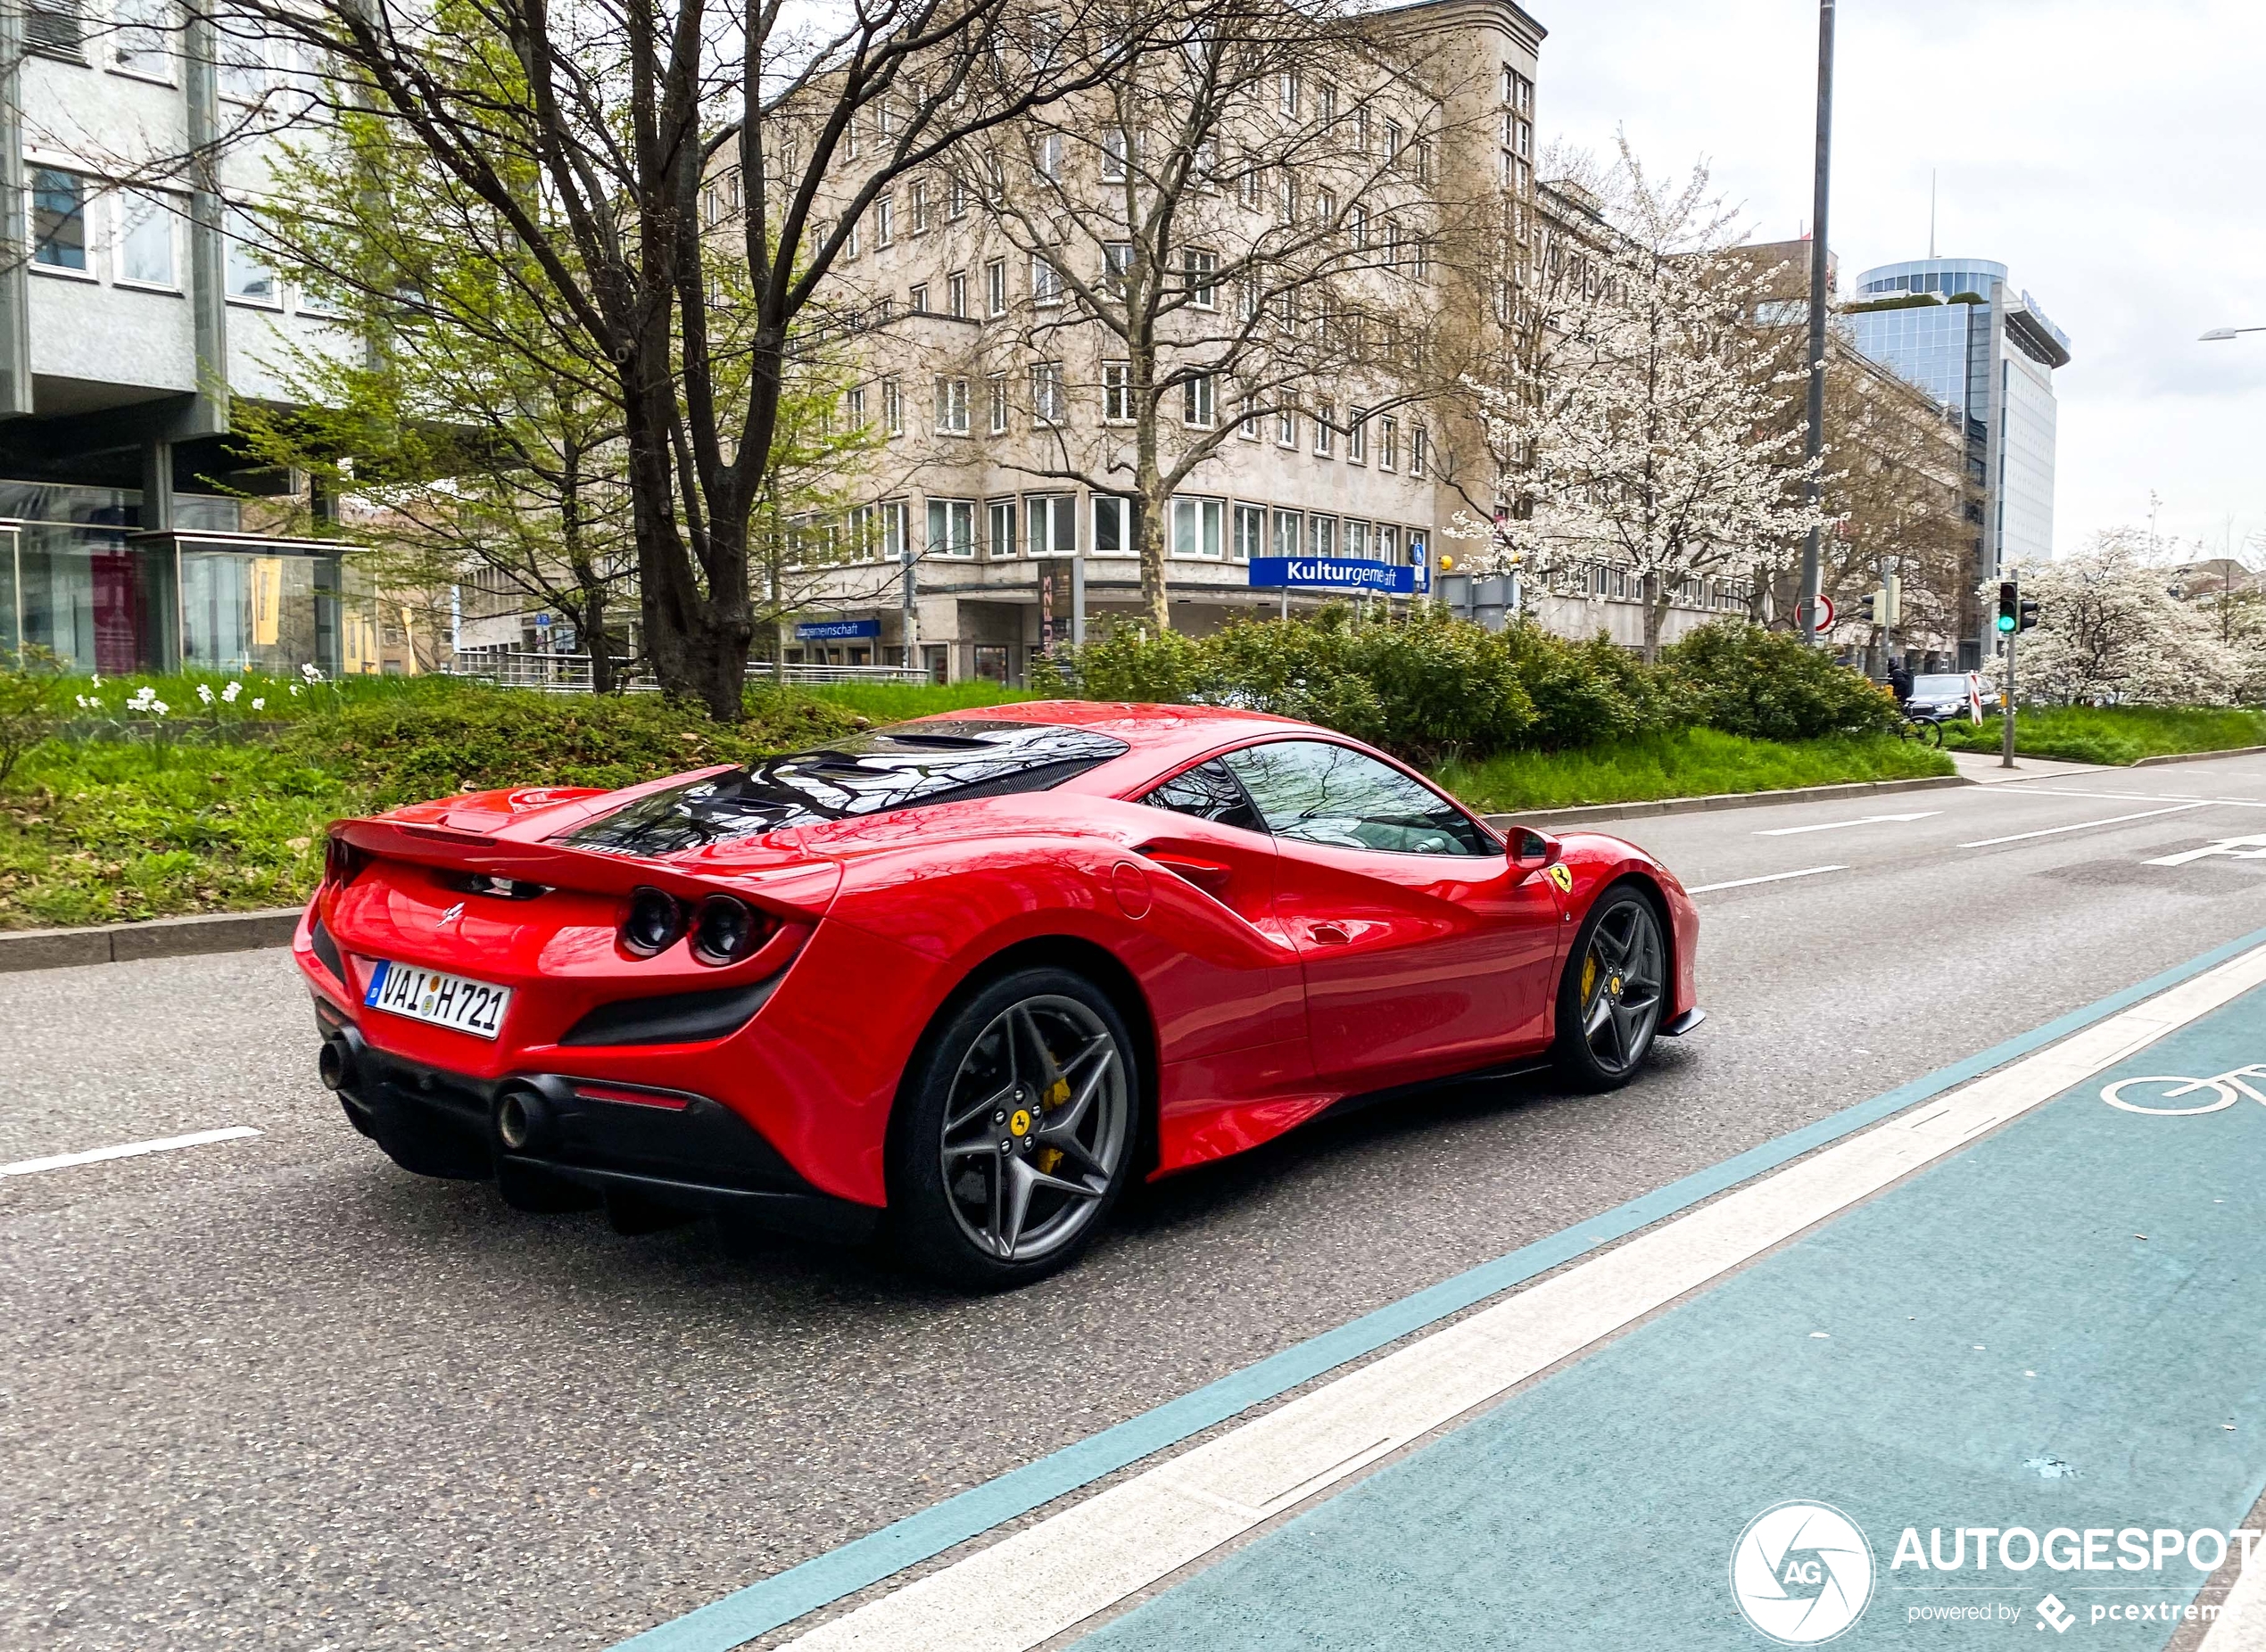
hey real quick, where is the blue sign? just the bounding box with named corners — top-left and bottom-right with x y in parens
top-left (1248, 557), bottom-right (1418, 597)
top-left (795, 618), bottom-right (881, 641)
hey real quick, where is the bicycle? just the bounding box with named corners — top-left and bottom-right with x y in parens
top-left (1896, 712), bottom-right (1947, 749)
top-left (2100, 1065), bottom-right (2266, 1116)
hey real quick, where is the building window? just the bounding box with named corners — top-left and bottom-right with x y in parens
top-left (1238, 407), bottom-right (1262, 442)
top-left (1378, 525), bottom-right (1401, 565)
top-left (1310, 515), bottom-right (1336, 558)
top-left (1102, 360), bottom-right (1132, 423)
top-left (1377, 417), bottom-right (1398, 472)
top-left (1181, 373), bottom-right (1215, 428)
top-left (1271, 508), bottom-right (1302, 558)
top-left (30, 169), bottom-right (90, 273)
top-left (949, 175), bottom-right (970, 219)
top-left (1411, 236), bottom-right (1431, 281)
top-left (1101, 127), bottom-right (1129, 181)
top-left (1036, 132), bottom-right (1063, 180)
top-left (935, 376), bottom-right (969, 434)
top-left (928, 498), bottom-right (975, 558)
top-left (1031, 253), bottom-right (1063, 306)
top-left (224, 205), bottom-right (277, 302)
top-left (1171, 496), bottom-right (1224, 558)
top-left (218, 32), bottom-right (272, 102)
top-left (1275, 406), bottom-right (1297, 449)
top-left (1344, 519), bottom-right (1370, 559)
top-left (1026, 492), bottom-right (1077, 556)
top-left (909, 283), bottom-right (930, 313)
top-left (947, 270), bottom-right (968, 317)
top-left (1233, 503), bottom-right (1265, 562)
top-left (910, 179), bottom-right (930, 234)
top-left (1355, 103), bottom-right (1372, 153)
top-left (1384, 119), bottom-right (1403, 158)
top-left (881, 376), bottom-right (904, 435)
top-left (1094, 494), bottom-right (1132, 555)
top-left (1348, 204), bottom-right (1368, 250)
top-left (987, 372), bottom-right (1009, 434)
top-left (1410, 426), bottom-right (1428, 479)
top-left (1319, 82), bottom-right (1337, 126)
top-left (1313, 401), bottom-right (1334, 457)
top-left (1102, 240), bottom-right (1132, 299)
top-left (1278, 72), bottom-right (1299, 117)
top-left (874, 194), bottom-right (894, 247)
top-left (1276, 171), bottom-right (1295, 227)
top-left (842, 211), bottom-right (860, 260)
top-left (848, 385), bottom-right (868, 428)
top-left (986, 498), bottom-right (1016, 559)
top-left (880, 500), bottom-right (907, 562)
top-left (1184, 246), bottom-right (1217, 309)
top-left (1346, 408), bottom-right (1368, 464)
top-left (987, 258), bottom-right (1007, 315)
top-left (112, 0), bottom-right (173, 80)
top-left (1414, 140), bottom-right (1435, 185)
top-left (1032, 360), bottom-right (1066, 425)
top-left (1236, 157), bottom-right (1261, 211)
top-left (117, 190), bottom-right (177, 287)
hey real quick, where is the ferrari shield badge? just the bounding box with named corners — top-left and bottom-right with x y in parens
top-left (1545, 864), bottom-right (1575, 894)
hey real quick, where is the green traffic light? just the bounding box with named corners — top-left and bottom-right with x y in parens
top-left (1995, 615), bottom-right (2016, 632)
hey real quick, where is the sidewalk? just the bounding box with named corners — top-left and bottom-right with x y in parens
top-left (1071, 972), bottom-right (2266, 1650)
top-left (1949, 748), bottom-right (2107, 784)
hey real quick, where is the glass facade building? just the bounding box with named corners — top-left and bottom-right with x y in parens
top-left (1846, 258), bottom-right (2071, 667)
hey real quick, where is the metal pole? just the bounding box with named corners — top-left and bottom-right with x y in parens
top-left (900, 541), bottom-right (919, 669)
top-left (1799, 0), bottom-right (1835, 646)
top-left (2000, 574), bottom-right (2018, 770)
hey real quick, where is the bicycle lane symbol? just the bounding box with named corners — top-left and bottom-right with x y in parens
top-left (2102, 1065), bottom-right (2266, 1115)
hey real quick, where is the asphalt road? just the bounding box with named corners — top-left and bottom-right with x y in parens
top-left (6, 755), bottom-right (2266, 1650)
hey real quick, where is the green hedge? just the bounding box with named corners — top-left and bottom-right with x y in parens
top-left (1038, 611), bottom-right (1893, 764)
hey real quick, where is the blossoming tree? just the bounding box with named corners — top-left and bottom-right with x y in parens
top-left (2009, 529), bottom-right (2245, 706)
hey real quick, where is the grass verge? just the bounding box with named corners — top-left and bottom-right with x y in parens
top-left (1435, 728), bottom-right (1955, 814)
top-left (1939, 706), bottom-right (2266, 767)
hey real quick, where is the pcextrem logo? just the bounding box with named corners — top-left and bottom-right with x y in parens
top-left (1731, 1501), bottom-right (1876, 1645)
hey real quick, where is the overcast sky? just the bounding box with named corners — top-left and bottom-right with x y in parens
top-left (1534, 0), bottom-right (2266, 561)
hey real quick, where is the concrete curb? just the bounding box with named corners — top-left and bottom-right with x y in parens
top-left (1481, 772), bottom-right (1969, 830)
top-left (2132, 743), bottom-right (2266, 768)
top-left (0, 907), bottom-right (302, 974)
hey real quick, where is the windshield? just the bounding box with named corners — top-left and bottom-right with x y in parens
top-left (1910, 675), bottom-right (1969, 698)
top-left (561, 721), bottom-right (1129, 856)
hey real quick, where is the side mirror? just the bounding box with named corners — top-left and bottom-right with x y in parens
top-left (1509, 828), bottom-right (1562, 868)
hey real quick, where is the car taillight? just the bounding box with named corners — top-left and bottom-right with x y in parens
top-left (323, 835), bottom-right (368, 888)
top-left (691, 896), bottom-right (769, 966)
top-left (621, 887), bottom-right (685, 957)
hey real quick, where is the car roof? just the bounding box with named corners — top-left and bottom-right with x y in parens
top-left (906, 699), bottom-right (1304, 750)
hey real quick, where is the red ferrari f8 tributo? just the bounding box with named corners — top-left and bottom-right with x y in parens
top-left (296, 702), bottom-right (1700, 1286)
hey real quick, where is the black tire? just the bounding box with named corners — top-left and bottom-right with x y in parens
top-left (887, 966), bottom-right (1138, 1291)
top-left (1551, 883), bottom-right (1670, 1093)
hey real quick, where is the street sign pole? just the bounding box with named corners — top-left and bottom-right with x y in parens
top-left (2001, 573), bottom-right (2018, 770)
top-left (1799, 0), bottom-right (1836, 646)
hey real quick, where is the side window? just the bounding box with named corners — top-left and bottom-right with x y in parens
top-left (1139, 758), bottom-right (1265, 834)
top-left (1219, 740), bottom-right (1497, 856)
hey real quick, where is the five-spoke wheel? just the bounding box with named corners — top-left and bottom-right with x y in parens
top-left (1552, 884), bottom-right (1668, 1090)
top-left (890, 968), bottom-right (1136, 1288)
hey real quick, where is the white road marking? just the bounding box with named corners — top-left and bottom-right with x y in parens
top-left (1755, 812), bottom-right (1940, 837)
top-left (0, 1126), bottom-right (263, 1178)
top-left (2022, 788), bottom-right (2266, 810)
top-left (2199, 1530), bottom-right (2266, 1651)
top-left (778, 944), bottom-right (2266, 1652)
top-left (2145, 836), bottom-right (2266, 868)
top-left (1958, 801), bottom-right (2214, 848)
top-left (1686, 864), bottom-right (1847, 894)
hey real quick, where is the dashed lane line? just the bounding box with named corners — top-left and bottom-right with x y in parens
top-left (1684, 865), bottom-right (1848, 894)
top-left (1958, 801), bottom-right (2216, 849)
top-left (1, 1126), bottom-right (263, 1178)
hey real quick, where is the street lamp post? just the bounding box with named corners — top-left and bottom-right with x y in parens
top-left (1799, 0), bottom-right (1836, 647)
top-left (2200, 326), bottom-right (2266, 341)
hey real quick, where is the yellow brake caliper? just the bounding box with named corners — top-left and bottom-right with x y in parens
top-left (1581, 952), bottom-right (1598, 1007)
top-left (1037, 1075), bottom-right (1071, 1174)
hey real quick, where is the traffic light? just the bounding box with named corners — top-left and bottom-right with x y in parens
top-left (2018, 596), bottom-right (2040, 632)
top-left (1857, 591), bottom-right (1881, 625)
top-left (1995, 581), bottom-right (2018, 633)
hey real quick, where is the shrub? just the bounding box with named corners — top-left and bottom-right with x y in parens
top-left (1659, 620), bottom-right (1897, 741)
top-left (282, 685), bottom-right (856, 808)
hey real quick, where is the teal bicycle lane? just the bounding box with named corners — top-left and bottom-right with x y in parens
top-left (1071, 981), bottom-right (2266, 1650)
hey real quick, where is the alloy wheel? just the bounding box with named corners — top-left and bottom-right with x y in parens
top-left (1577, 899), bottom-right (1666, 1078)
top-left (938, 995), bottom-right (1129, 1263)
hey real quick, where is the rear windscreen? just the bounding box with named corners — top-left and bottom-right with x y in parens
top-left (560, 721), bottom-right (1130, 855)
top-left (1911, 675), bottom-right (1969, 698)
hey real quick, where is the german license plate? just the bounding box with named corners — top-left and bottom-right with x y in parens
top-left (363, 960), bottom-right (512, 1040)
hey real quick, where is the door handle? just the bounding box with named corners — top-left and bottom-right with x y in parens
top-left (1309, 922), bottom-right (1352, 946)
top-left (1136, 845), bottom-right (1234, 896)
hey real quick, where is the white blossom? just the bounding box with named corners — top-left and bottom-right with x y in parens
top-left (196, 683), bottom-right (215, 705)
top-left (221, 681), bottom-right (242, 703)
top-left (301, 663), bottom-right (325, 682)
top-left (2003, 529), bottom-right (2245, 706)
top-left (252, 697), bottom-right (266, 711)
top-left (1457, 139), bottom-right (1826, 659)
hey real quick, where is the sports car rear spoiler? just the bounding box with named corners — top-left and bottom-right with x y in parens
top-left (328, 818), bottom-right (842, 921)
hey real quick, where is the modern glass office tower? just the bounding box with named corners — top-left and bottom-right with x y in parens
top-left (1846, 259), bottom-right (2071, 669)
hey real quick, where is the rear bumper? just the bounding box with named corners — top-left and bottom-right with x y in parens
top-left (313, 1002), bottom-right (880, 1245)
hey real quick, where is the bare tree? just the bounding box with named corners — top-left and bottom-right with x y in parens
top-left (957, 0), bottom-right (1461, 630)
top-left (194, 0), bottom-right (1173, 716)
